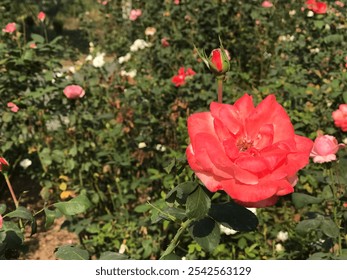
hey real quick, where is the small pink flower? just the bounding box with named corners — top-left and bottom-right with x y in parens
top-left (129, 9), bottom-right (142, 21)
top-left (63, 85), bottom-right (85, 99)
top-left (29, 42), bottom-right (37, 49)
top-left (332, 104), bottom-right (347, 131)
top-left (7, 102), bottom-right (19, 112)
top-left (335, 1), bottom-right (344, 7)
top-left (261, 1), bottom-right (273, 8)
top-left (102, 0), bottom-right (108, 5)
top-left (2, 22), bottom-right (16, 33)
top-left (174, 0), bottom-right (180, 4)
top-left (306, 0), bottom-right (328, 14)
top-left (37, 11), bottom-right (46, 22)
top-left (161, 38), bottom-right (170, 47)
top-left (0, 214), bottom-right (3, 229)
top-left (0, 157), bottom-right (9, 173)
top-left (310, 133), bottom-right (345, 163)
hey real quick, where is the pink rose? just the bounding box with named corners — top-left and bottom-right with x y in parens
top-left (2, 22), bottom-right (16, 33)
top-left (306, 0), bottom-right (328, 14)
top-left (161, 38), bottom-right (170, 47)
top-left (0, 157), bottom-right (9, 173)
top-left (310, 133), bottom-right (345, 163)
top-left (174, 0), bottom-right (180, 4)
top-left (129, 9), bottom-right (142, 21)
top-left (186, 94), bottom-right (313, 207)
top-left (0, 214), bottom-right (3, 229)
top-left (335, 1), bottom-right (344, 7)
top-left (261, 1), bottom-right (273, 8)
top-left (29, 42), bottom-right (37, 49)
top-left (7, 102), bottom-right (19, 112)
top-left (37, 11), bottom-right (46, 22)
top-left (332, 104), bottom-right (347, 131)
top-left (63, 85), bottom-right (85, 99)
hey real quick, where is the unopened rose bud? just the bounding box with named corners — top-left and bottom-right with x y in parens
top-left (0, 157), bottom-right (10, 173)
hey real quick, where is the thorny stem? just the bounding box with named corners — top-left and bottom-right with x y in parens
top-left (4, 173), bottom-right (19, 208)
top-left (160, 219), bottom-right (193, 259)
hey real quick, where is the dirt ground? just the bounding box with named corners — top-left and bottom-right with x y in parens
top-left (21, 217), bottom-right (79, 260)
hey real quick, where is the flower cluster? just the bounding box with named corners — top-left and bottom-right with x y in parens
top-left (171, 67), bottom-right (196, 87)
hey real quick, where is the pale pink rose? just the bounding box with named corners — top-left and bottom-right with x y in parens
top-left (332, 104), bottom-right (347, 131)
top-left (129, 9), bottom-right (142, 21)
top-left (37, 11), bottom-right (46, 22)
top-left (174, 0), bottom-right (180, 4)
top-left (63, 85), bottom-right (85, 99)
top-left (310, 133), bottom-right (345, 163)
top-left (262, 1), bottom-right (273, 8)
top-left (7, 102), bottom-right (19, 112)
top-left (2, 22), bottom-right (16, 33)
top-left (335, 1), bottom-right (344, 7)
top-left (102, 1), bottom-right (108, 5)
top-left (0, 214), bottom-right (3, 229)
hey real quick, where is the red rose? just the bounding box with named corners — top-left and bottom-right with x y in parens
top-left (186, 94), bottom-right (313, 207)
top-left (306, 0), bottom-right (328, 14)
top-left (171, 67), bottom-right (196, 87)
top-left (0, 157), bottom-right (9, 173)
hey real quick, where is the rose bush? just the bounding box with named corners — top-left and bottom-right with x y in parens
top-left (186, 94), bottom-right (313, 207)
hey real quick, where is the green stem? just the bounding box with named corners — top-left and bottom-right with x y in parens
top-left (327, 166), bottom-right (342, 256)
top-left (4, 173), bottom-right (19, 208)
top-left (160, 219), bottom-right (193, 259)
top-left (217, 78), bottom-right (223, 103)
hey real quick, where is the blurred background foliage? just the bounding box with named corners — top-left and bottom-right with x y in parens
top-left (0, 0), bottom-right (347, 260)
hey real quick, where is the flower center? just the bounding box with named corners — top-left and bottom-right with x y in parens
top-left (237, 137), bottom-right (253, 152)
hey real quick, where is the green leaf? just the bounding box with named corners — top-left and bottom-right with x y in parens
top-left (44, 208), bottom-right (57, 229)
top-left (164, 158), bottom-right (176, 174)
top-left (292, 193), bottom-right (323, 209)
top-left (134, 204), bottom-right (152, 213)
top-left (160, 253), bottom-right (181, 260)
top-left (99, 251), bottom-right (129, 260)
top-left (31, 34), bottom-right (45, 44)
top-left (209, 202), bottom-right (258, 232)
top-left (166, 181), bottom-right (198, 203)
top-left (4, 206), bottom-right (34, 221)
top-left (295, 218), bottom-right (322, 235)
top-left (186, 185), bottom-right (211, 220)
top-left (321, 186), bottom-right (333, 200)
top-left (55, 245), bottom-right (89, 260)
top-left (343, 92), bottom-right (347, 104)
top-left (54, 195), bottom-right (92, 216)
top-left (0, 204), bottom-right (6, 215)
top-left (320, 218), bottom-right (339, 238)
top-left (190, 217), bottom-right (220, 252)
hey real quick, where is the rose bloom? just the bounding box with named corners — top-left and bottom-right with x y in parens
top-left (171, 67), bottom-right (196, 87)
top-left (310, 133), bottom-right (345, 163)
top-left (29, 42), bottom-right (37, 49)
top-left (306, 0), bottom-right (328, 14)
top-left (63, 85), bottom-right (85, 99)
top-left (332, 104), bottom-right (347, 131)
top-left (37, 11), bottom-right (46, 22)
top-left (0, 214), bottom-right (3, 229)
top-left (335, 1), bottom-right (344, 7)
top-left (161, 38), bottom-right (170, 47)
top-left (7, 102), bottom-right (19, 112)
top-left (186, 94), bottom-right (313, 207)
top-left (145, 27), bottom-right (156, 36)
top-left (129, 9), bottom-right (142, 21)
top-left (2, 22), bottom-right (16, 33)
top-left (261, 1), bottom-right (273, 8)
top-left (0, 157), bottom-right (9, 173)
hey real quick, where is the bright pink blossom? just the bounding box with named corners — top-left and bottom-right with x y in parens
top-left (171, 67), bottom-right (196, 87)
top-left (186, 94), bottom-right (313, 208)
top-left (129, 9), bottom-right (142, 21)
top-left (174, 0), bottom-right (180, 4)
top-left (332, 104), bottom-right (347, 131)
top-left (310, 133), bottom-right (345, 163)
top-left (261, 1), bottom-right (273, 8)
top-left (63, 85), bottom-right (85, 99)
top-left (7, 102), bottom-right (19, 112)
top-left (0, 214), bottom-right (3, 229)
top-left (306, 0), bottom-right (328, 14)
top-left (2, 22), bottom-right (16, 33)
top-left (37, 11), bottom-right (46, 22)
top-left (0, 157), bottom-right (9, 173)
